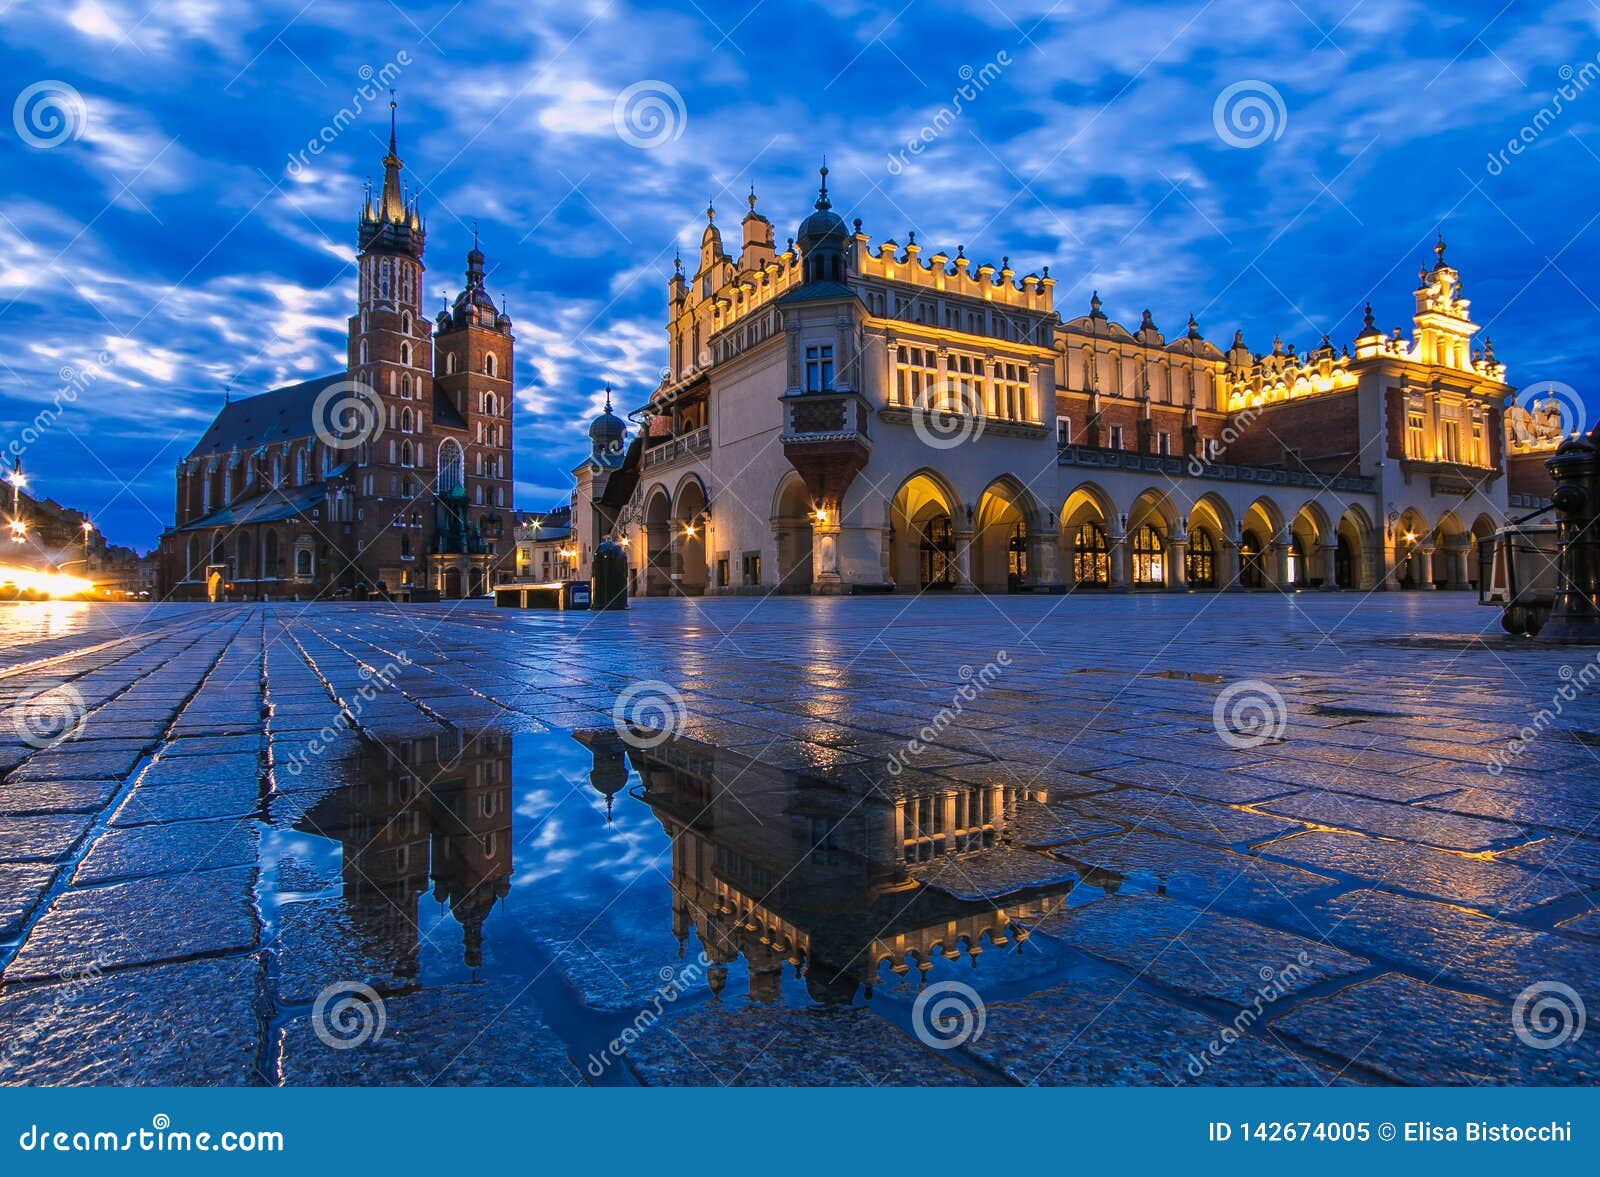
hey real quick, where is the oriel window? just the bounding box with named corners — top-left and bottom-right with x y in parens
top-left (805, 344), bottom-right (834, 392)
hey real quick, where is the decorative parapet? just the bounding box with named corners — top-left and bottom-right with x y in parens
top-left (1058, 443), bottom-right (1377, 494)
top-left (854, 235), bottom-right (1054, 312)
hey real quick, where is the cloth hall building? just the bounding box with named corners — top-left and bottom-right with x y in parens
top-left (157, 109), bottom-right (515, 601)
top-left (568, 169), bottom-right (1527, 597)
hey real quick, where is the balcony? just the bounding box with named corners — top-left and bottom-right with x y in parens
top-left (643, 426), bottom-right (711, 470)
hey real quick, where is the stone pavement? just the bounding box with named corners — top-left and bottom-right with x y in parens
top-left (0, 592), bottom-right (1596, 1086)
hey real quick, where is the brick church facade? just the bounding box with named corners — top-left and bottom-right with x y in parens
top-left (157, 105), bottom-right (514, 601)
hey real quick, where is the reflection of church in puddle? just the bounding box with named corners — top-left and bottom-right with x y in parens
top-left (297, 727), bottom-right (513, 973)
top-left (623, 734), bottom-right (1080, 1004)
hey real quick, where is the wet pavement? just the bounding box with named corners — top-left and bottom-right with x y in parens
top-left (0, 593), bottom-right (1597, 1086)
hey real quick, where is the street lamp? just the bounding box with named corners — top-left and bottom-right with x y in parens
top-left (81, 520), bottom-right (93, 572)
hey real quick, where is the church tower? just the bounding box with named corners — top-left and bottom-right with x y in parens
top-left (433, 230), bottom-right (515, 581)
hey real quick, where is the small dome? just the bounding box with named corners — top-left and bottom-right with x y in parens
top-left (796, 165), bottom-right (848, 246)
top-left (589, 408), bottom-right (624, 444)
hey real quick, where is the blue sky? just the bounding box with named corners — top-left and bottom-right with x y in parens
top-left (1, 0), bottom-right (1596, 550)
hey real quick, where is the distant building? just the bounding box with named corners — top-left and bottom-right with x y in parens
top-left (567, 171), bottom-right (1528, 596)
top-left (511, 504), bottom-right (575, 583)
top-left (156, 104), bottom-right (515, 601)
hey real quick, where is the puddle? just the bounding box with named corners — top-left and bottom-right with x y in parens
top-left (258, 722), bottom-right (1086, 1083)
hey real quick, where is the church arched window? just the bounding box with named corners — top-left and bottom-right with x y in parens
top-left (295, 449), bottom-right (307, 486)
top-left (359, 340), bottom-right (369, 364)
top-left (401, 440), bottom-right (413, 467)
top-left (401, 408), bottom-right (413, 433)
top-left (400, 341), bottom-right (412, 367)
top-left (484, 353), bottom-right (496, 378)
top-left (401, 374), bottom-right (411, 399)
top-left (437, 439), bottom-right (464, 492)
top-left (484, 391), bottom-right (496, 416)
top-left (402, 310), bottom-right (412, 335)
top-left (446, 352), bottom-right (457, 375)
top-left (264, 531), bottom-right (279, 575)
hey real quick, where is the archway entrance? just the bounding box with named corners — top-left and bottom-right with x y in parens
top-left (974, 479), bottom-right (1035, 592)
top-left (890, 472), bottom-right (960, 591)
top-left (774, 476), bottom-right (814, 594)
top-left (672, 479), bottom-right (709, 596)
top-left (443, 568), bottom-right (463, 599)
top-left (644, 490), bottom-right (672, 596)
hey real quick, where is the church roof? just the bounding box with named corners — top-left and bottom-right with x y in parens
top-left (174, 478), bottom-right (336, 532)
top-left (186, 373), bottom-right (349, 459)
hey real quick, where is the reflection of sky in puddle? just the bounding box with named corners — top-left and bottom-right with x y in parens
top-left (260, 722), bottom-right (1099, 1081)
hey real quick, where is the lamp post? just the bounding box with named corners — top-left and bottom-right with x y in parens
top-left (81, 520), bottom-right (93, 579)
top-left (7, 461), bottom-right (25, 544)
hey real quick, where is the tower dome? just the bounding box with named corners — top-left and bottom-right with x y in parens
top-left (796, 163), bottom-right (850, 284)
top-left (588, 385), bottom-right (626, 466)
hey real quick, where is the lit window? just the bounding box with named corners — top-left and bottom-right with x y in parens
top-left (1132, 524), bottom-right (1164, 585)
top-left (894, 344), bottom-right (937, 407)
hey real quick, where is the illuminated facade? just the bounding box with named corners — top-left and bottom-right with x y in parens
top-left (157, 107), bottom-right (514, 601)
top-left (574, 171), bottom-right (1526, 595)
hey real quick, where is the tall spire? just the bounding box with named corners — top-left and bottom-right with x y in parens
top-left (379, 90), bottom-right (405, 223)
top-left (815, 157), bottom-right (830, 211)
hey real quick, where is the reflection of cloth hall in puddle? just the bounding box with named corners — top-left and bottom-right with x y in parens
top-left (632, 736), bottom-right (1072, 1005)
top-left (297, 729), bottom-right (513, 972)
top-left (566, 174), bottom-right (1552, 597)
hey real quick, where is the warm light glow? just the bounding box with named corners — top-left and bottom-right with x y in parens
top-left (8, 519), bottom-right (25, 543)
top-left (7, 471), bottom-right (25, 489)
top-left (81, 521), bottom-right (93, 533)
top-left (0, 565), bottom-right (94, 596)
top-left (682, 524), bottom-right (696, 538)
top-left (1404, 531), bottom-right (1417, 543)
top-left (813, 507), bottom-right (828, 523)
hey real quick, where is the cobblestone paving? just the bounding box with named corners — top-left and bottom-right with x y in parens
top-left (0, 593), bottom-right (1597, 1086)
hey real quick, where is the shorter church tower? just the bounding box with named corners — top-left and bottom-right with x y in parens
top-left (432, 231), bottom-right (516, 587)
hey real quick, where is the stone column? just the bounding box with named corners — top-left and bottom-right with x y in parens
top-left (1271, 531), bottom-right (1292, 589)
top-left (1029, 529), bottom-right (1062, 589)
top-left (1168, 531), bottom-right (1189, 591)
top-left (811, 518), bottom-right (843, 595)
top-left (953, 529), bottom-right (976, 593)
top-left (1108, 527), bottom-right (1130, 592)
top-left (1320, 543), bottom-right (1339, 590)
top-left (1412, 544), bottom-right (1437, 589)
top-left (1445, 537), bottom-right (1470, 590)
top-left (1223, 537), bottom-right (1243, 591)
